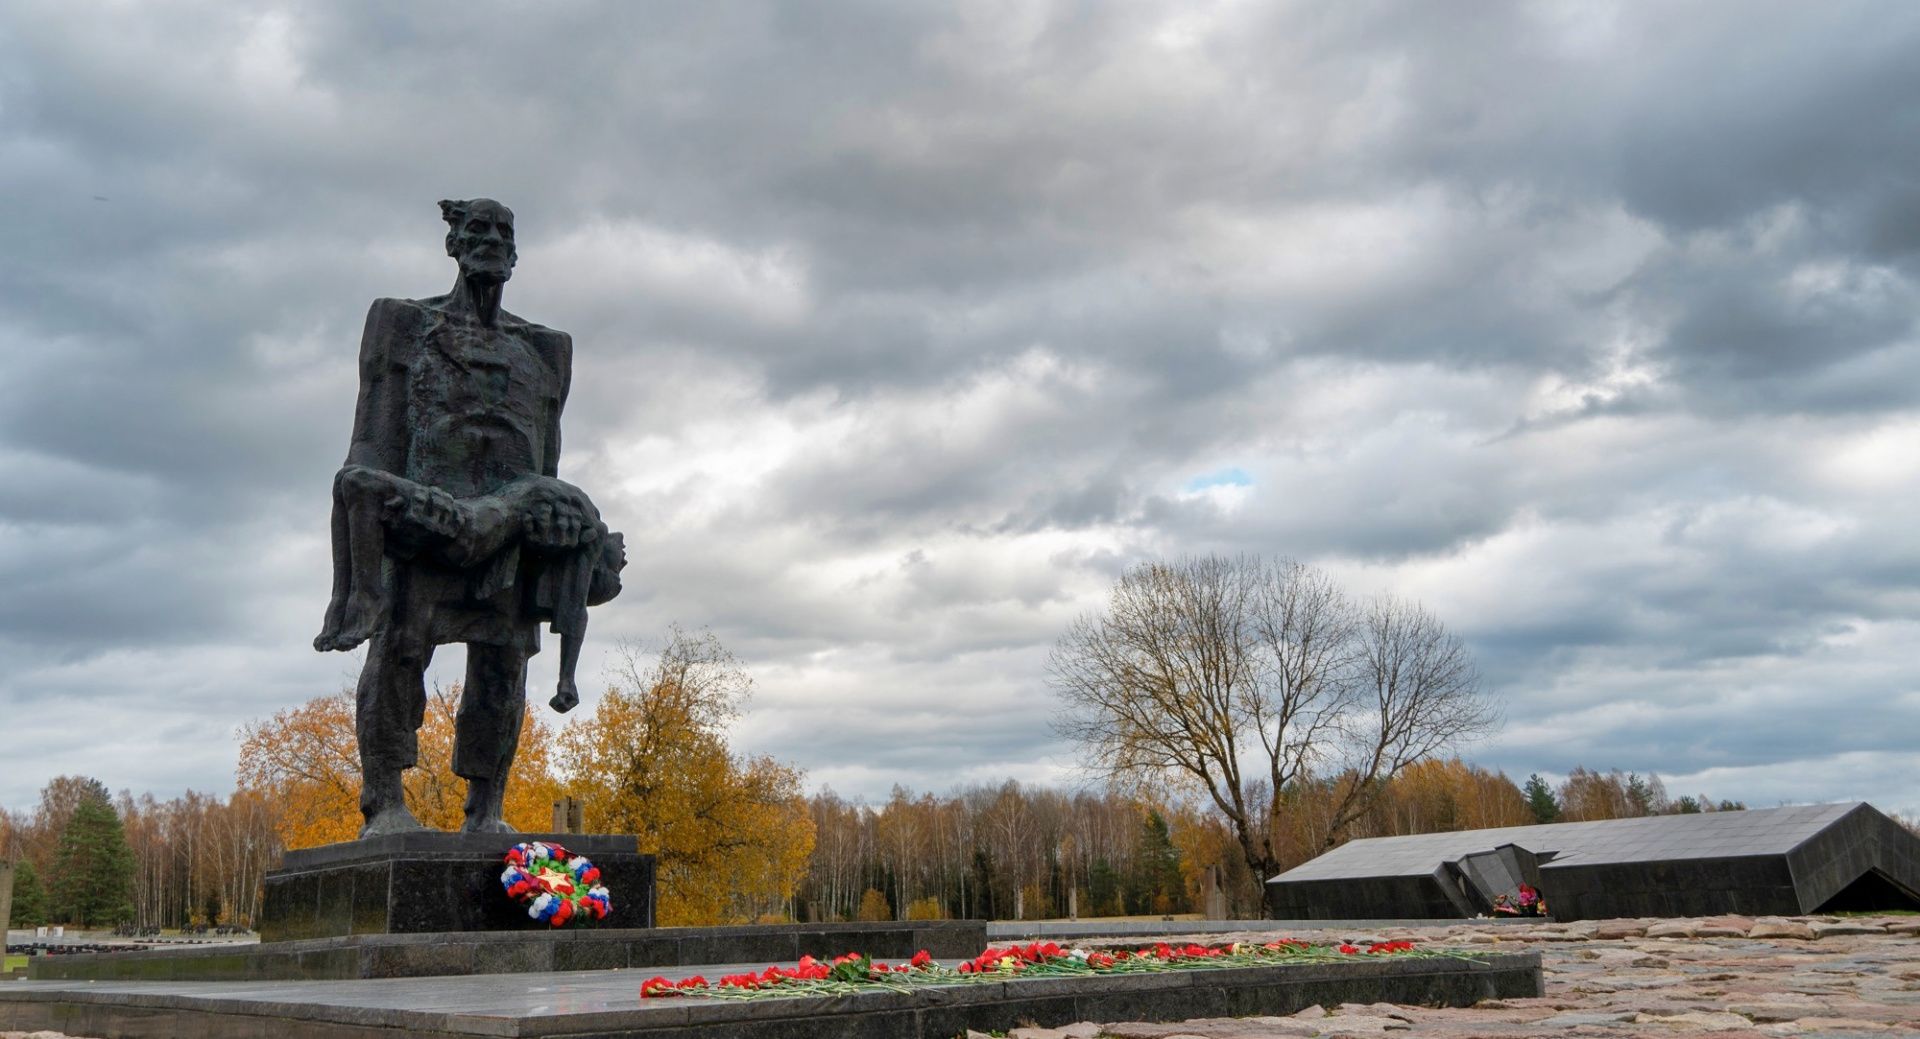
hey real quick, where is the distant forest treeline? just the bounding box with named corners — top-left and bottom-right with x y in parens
top-left (794, 760), bottom-right (1747, 922)
top-left (3, 758), bottom-right (1748, 929)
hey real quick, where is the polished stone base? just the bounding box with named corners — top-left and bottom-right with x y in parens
top-left (2, 950), bottom-right (1542, 1039)
top-left (27, 921), bottom-right (990, 982)
top-left (259, 831), bottom-right (655, 942)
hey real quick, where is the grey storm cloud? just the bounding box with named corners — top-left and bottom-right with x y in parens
top-left (3, 0), bottom-right (1919, 815)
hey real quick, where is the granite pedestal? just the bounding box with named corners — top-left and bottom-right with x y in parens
top-left (260, 832), bottom-right (655, 942)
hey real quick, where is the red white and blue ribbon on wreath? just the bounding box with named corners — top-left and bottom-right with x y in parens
top-left (501, 841), bottom-right (612, 927)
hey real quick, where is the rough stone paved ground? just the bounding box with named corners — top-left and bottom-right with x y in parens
top-left (7, 915), bottom-right (1918, 1038)
top-left (985, 915), bottom-right (1920, 1039)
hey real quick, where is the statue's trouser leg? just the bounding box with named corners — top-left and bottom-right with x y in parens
top-left (356, 632), bottom-right (433, 829)
top-left (455, 642), bottom-right (528, 830)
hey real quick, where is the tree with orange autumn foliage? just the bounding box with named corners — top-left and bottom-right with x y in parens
top-left (235, 693), bottom-right (359, 849)
top-left (411, 689), bottom-right (565, 833)
top-left (1363, 757), bottom-right (1533, 836)
top-left (1161, 800), bottom-right (1260, 917)
top-left (559, 628), bottom-right (814, 926)
top-left (236, 687), bottom-right (563, 849)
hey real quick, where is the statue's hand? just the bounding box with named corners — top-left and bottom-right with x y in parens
top-left (388, 485), bottom-right (464, 539)
top-left (522, 486), bottom-right (600, 554)
top-left (549, 677), bottom-right (580, 713)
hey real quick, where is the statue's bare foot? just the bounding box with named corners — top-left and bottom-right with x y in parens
top-left (313, 600), bottom-right (347, 652)
top-left (359, 804), bottom-right (425, 838)
top-left (327, 593), bottom-right (382, 652)
top-left (461, 814), bottom-right (515, 835)
top-left (549, 677), bottom-right (579, 713)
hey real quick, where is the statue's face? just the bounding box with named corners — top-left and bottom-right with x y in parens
top-left (449, 200), bottom-right (516, 283)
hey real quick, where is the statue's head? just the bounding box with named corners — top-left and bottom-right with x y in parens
top-left (587, 531), bottom-right (626, 607)
top-left (439, 198), bottom-right (516, 283)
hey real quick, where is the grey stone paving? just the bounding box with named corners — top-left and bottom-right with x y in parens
top-left (4, 960), bottom-right (787, 1018)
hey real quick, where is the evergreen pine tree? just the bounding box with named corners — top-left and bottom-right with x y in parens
top-left (1085, 859), bottom-right (1122, 917)
top-left (8, 860), bottom-right (49, 927)
top-left (1124, 810), bottom-right (1186, 914)
top-left (1522, 774), bottom-right (1560, 824)
top-left (52, 791), bottom-right (136, 927)
top-left (1624, 773), bottom-right (1664, 817)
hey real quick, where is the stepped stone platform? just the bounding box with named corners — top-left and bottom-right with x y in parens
top-left (0, 950), bottom-right (1541, 1039)
top-left (261, 832), bottom-right (656, 942)
top-left (27, 921), bottom-right (988, 982)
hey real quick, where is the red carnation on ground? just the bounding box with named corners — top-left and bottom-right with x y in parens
top-left (639, 976), bottom-right (674, 997)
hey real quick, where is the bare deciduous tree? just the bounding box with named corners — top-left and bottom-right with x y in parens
top-left (1048, 554), bottom-right (1498, 893)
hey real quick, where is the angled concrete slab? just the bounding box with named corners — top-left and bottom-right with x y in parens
top-left (1268, 801), bottom-right (1920, 921)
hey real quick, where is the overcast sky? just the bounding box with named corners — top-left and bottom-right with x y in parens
top-left (3, 1), bottom-right (1918, 819)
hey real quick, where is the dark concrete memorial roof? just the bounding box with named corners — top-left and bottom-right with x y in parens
top-left (1272, 802), bottom-right (1860, 881)
top-left (1265, 802), bottom-right (1920, 921)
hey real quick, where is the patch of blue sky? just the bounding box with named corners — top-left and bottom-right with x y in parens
top-left (1183, 467), bottom-right (1253, 493)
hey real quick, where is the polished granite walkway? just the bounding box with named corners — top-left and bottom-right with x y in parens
top-left (5, 960), bottom-right (750, 1020)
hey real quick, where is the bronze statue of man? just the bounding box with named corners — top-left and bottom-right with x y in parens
top-left (315, 198), bottom-right (624, 837)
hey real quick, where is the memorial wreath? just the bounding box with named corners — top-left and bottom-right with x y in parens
top-left (500, 841), bottom-right (612, 927)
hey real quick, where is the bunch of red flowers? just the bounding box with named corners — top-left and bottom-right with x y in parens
top-left (957, 941), bottom-right (1070, 974)
top-left (638, 938), bottom-right (1426, 1000)
top-left (1147, 942), bottom-right (1225, 960)
top-left (640, 975), bottom-right (706, 997)
top-left (1330, 940), bottom-right (1415, 954)
top-left (642, 949), bottom-right (938, 997)
top-left (873, 950), bottom-right (936, 974)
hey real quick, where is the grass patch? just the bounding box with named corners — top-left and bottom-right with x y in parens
top-left (3, 954), bottom-right (26, 972)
